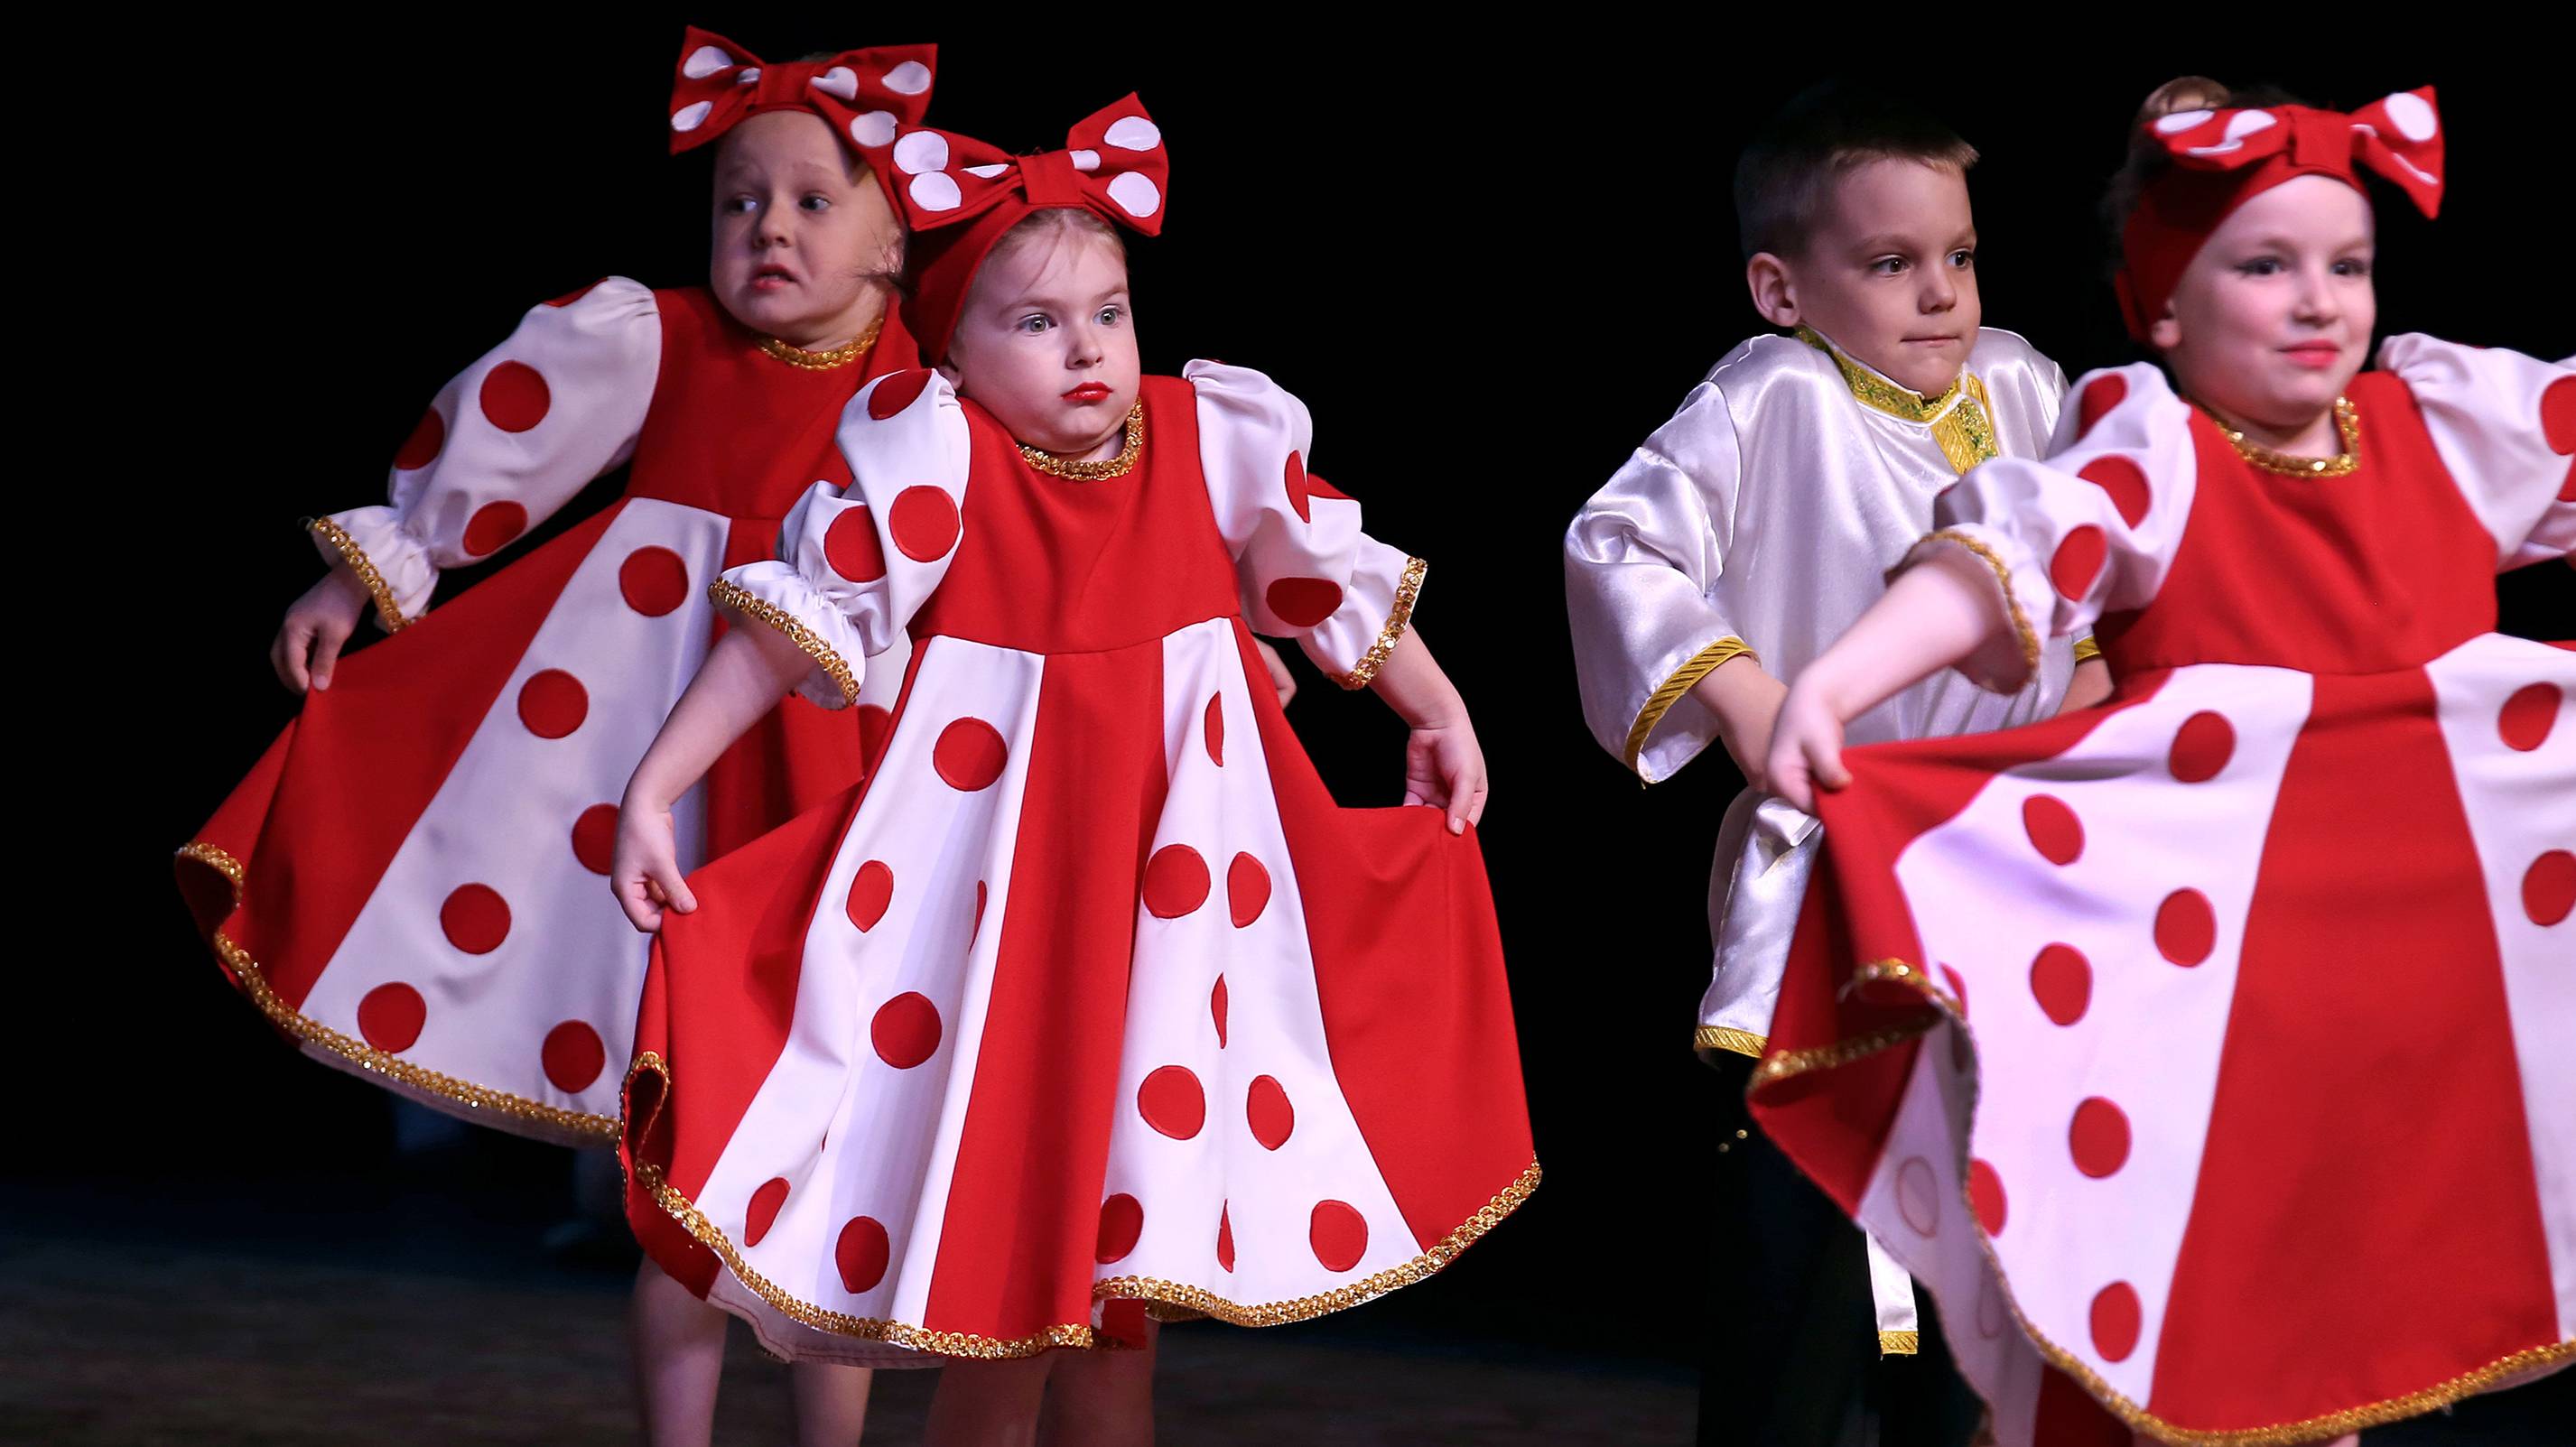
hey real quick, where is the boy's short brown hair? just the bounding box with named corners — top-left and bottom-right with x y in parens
top-left (1733, 82), bottom-right (1979, 262)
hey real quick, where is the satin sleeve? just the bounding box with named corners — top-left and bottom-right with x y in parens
top-left (2380, 334), bottom-right (2575, 570)
top-left (1905, 364), bottom-right (2199, 693)
top-left (1564, 382), bottom-right (1756, 783)
top-left (716, 369), bottom-right (971, 710)
top-left (1186, 361), bottom-right (1422, 689)
top-left (312, 278), bottom-right (661, 629)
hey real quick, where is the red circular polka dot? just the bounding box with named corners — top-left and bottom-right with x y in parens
top-left (846, 860), bottom-right (894, 932)
top-left (2069, 1098), bottom-right (2132, 1177)
top-left (1310, 1201), bottom-right (1368, 1273)
top-left (2076, 375), bottom-right (2129, 437)
top-left (2168, 711), bottom-right (2237, 783)
top-left (542, 1020), bottom-right (607, 1092)
top-left (516, 669), bottom-right (589, 738)
top-left (1139, 1065), bottom-right (1207, 1139)
top-left (888, 487), bottom-right (960, 562)
top-left (2031, 943), bottom-right (2092, 1026)
top-left (1216, 1204), bottom-right (1235, 1272)
top-left (744, 1177), bottom-right (791, 1248)
top-left (1247, 1076), bottom-right (1295, 1151)
top-left (871, 992), bottom-right (942, 1068)
top-left (1211, 975), bottom-right (1229, 1048)
top-left (823, 506), bottom-right (888, 583)
top-left (357, 983), bottom-right (427, 1053)
top-left (440, 884), bottom-right (511, 954)
top-left (2091, 1283), bottom-right (2144, 1361)
top-left (857, 704), bottom-right (895, 764)
top-left (2051, 526), bottom-right (2107, 601)
top-left (393, 408), bottom-right (445, 470)
top-left (1204, 693), bottom-right (1225, 766)
top-left (1227, 854), bottom-right (1271, 928)
top-left (463, 501), bottom-right (529, 556)
top-left (2078, 457), bottom-right (2153, 529)
top-left (1895, 1156), bottom-right (1940, 1237)
top-left (2525, 851), bottom-right (2576, 927)
top-left (1284, 450), bottom-right (1312, 524)
top-left (934, 718), bottom-right (1008, 791)
top-left (2023, 795), bottom-right (2084, 866)
top-left (1967, 1159), bottom-right (2008, 1236)
top-left (2542, 376), bottom-right (2576, 455)
top-left (836, 1215), bottom-right (891, 1293)
top-left (544, 281), bottom-right (601, 309)
top-left (2156, 889), bottom-right (2217, 966)
top-left (1096, 1193), bottom-right (1143, 1264)
top-left (479, 360), bottom-right (552, 432)
top-left (2499, 683), bottom-right (2562, 753)
top-left (1266, 578), bottom-right (1344, 629)
top-left (1142, 845), bottom-right (1211, 918)
top-left (572, 803), bottom-right (619, 875)
top-left (1939, 964), bottom-right (1968, 1016)
top-left (867, 369), bottom-right (932, 421)
top-left (618, 546), bottom-right (690, 617)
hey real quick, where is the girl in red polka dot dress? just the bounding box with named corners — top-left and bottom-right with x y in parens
top-left (177, 27), bottom-right (944, 1445)
top-left (1753, 80), bottom-right (2573, 1445)
top-left (609, 98), bottom-right (1534, 1438)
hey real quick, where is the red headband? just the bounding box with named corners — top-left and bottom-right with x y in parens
top-left (2116, 87), bottom-right (2444, 343)
top-left (665, 26), bottom-right (935, 181)
top-left (886, 97), bottom-right (1171, 360)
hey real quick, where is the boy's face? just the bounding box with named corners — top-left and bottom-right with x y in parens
top-left (1751, 159), bottom-right (1982, 399)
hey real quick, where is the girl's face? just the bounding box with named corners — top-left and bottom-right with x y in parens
top-left (2153, 174), bottom-right (2376, 435)
top-left (941, 224), bottom-right (1139, 459)
top-left (710, 112), bottom-right (904, 346)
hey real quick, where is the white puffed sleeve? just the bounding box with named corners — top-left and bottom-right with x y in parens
top-left (1905, 364), bottom-right (2199, 693)
top-left (1186, 360), bottom-right (1424, 689)
top-left (714, 368), bottom-right (971, 709)
top-left (313, 278), bottom-right (661, 628)
top-left (2380, 334), bottom-right (2576, 570)
top-left (1563, 382), bottom-right (1753, 782)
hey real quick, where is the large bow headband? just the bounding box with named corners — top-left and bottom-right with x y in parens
top-left (2116, 87), bottom-right (2444, 343)
top-left (665, 26), bottom-right (935, 171)
top-left (888, 97), bottom-right (1171, 359)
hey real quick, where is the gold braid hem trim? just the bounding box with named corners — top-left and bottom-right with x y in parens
top-left (1332, 556), bottom-right (1427, 691)
top-left (628, 1050), bottom-right (1539, 1357)
top-left (1913, 531), bottom-right (2040, 690)
top-left (708, 580), bottom-right (860, 709)
top-left (309, 517), bottom-right (413, 632)
top-left (1695, 1025), bottom-right (1769, 1059)
top-left (2072, 635), bottom-right (2103, 664)
top-left (1879, 1330), bottom-right (1920, 1357)
top-left (1624, 636), bottom-right (1759, 780)
top-left (1753, 953), bottom-right (2576, 1443)
top-left (179, 840), bottom-right (620, 1146)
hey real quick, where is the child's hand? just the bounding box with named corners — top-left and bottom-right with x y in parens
top-left (272, 566), bottom-right (371, 694)
top-left (1764, 680), bottom-right (1852, 814)
top-left (1403, 717), bottom-right (1489, 835)
top-left (1253, 639), bottom-right (1297, 708)
top-left (611, 797), bottom-right (697, 934)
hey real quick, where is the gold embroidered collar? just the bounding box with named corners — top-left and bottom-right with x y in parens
top-left (2194, 395), bottom-right (2361, 478)
top-left (758, 316), bottom-right (884, 371)
top-left (1021, 403), bottom-right (1145, 480)
top-left (1797, 326), bottom-right (1997, 475)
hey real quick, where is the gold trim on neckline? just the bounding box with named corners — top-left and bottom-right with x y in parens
top-left (758, 316), bottom-right (884, 371)
top-left (1020, 403), bottom-right (1145, 480)
top-left (1799, 326), bottom-right (1964, 423)
top-left (2196, 396), bottom-right (2361, 478)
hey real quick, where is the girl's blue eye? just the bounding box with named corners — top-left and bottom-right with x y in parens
top-left (1097, 306), bottom-right (1122, 326)
top-left (1873, 257), bottom-right (1907, 275)
top-left (2332, 257), bottom-right (2373, 277)
top-left (2239, 257), bottom-right (2283, 276)
top-left (1949, 250), bottom-right (1975, 269)
top-left (801, 195), bottom-right (831, 212)
top-left (1019, 315), bottom-right (1052, 334)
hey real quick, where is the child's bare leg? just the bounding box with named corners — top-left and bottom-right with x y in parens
top-left (926, 1355), bottom-right (1055, 1447)
top-left (1041, 1322), bottom-right (1158, 1447)
top-left (632, 1259), bottom-right (729, 1447)
top-left (791, 1361), bottom-right (876, 1446)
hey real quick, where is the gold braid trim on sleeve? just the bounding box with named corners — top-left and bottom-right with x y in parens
top-left (1695, 1025), bottom-right (1769, 1059)
top-left (1879, 1330), bottom-right (1921, 1357)
top-left (2072, 635), bottom-right (2103, 664)
top-left (1333, 555), bottom-right (1427, 691)
top-left (708, 580), bottom-right (860, 708)
top-left (1913, 531), bottom-right (2040, 686)
top-left (1624, 636), bottom-right (1760, 779)
top-left (309, 517), bottom-right (412, 632)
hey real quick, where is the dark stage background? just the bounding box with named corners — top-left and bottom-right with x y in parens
top-left (48, 8), bottom-right (2572, 1433)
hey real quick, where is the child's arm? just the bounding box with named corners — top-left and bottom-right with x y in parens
top-left (611, 625), bottom-right (814, 932)
top-left (1688, 654), bottom-right (1788, 793)
top-left (1366, 629), bottom-right (1485, 835)
top-left (2059, 655), bottom-right (2116, 713)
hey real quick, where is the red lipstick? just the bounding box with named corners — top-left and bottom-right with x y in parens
top-left (2281, 341), bottom-right (2342, 369)
top-left (1063, 382), bottom-right (1112, 403)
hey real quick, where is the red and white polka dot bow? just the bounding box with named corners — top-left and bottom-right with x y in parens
top-left (2144, 87), bottom-right (2444, 218)
top-left (665, 25), bottom-right (935, 158)
top-left (884, 96), bottom-right (1170, 236)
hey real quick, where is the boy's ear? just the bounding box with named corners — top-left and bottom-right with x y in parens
top-left (1745, 253), bottom-right (1799, 328)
